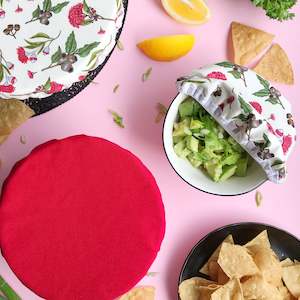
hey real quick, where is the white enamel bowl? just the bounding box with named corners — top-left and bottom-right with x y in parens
top-left (163, 93), bottom-right (267, 196)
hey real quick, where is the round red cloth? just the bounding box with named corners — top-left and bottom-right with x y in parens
top-left (0, 135), bottom-right (165, 300)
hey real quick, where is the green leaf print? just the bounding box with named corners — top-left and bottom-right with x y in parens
top-left (31, 33), bottom-right (51, 39)
top-left (83, 0), bottom-right (90, 13)
top-left (229, 70), bottom-right (241, 79)
top-left (0, 65), bottom-right (3, 83)
top-left (43, 0), bottom-right (52, 12)
top-left (256, 74), bottom-right (270, 89)
top-left (77, 42), bottom-right (100, 57)
top-left (65, 32), bottom-right (77, 54)
top-left (51, 1), bottom-right (69, 13)
top-left (216, 61), bottom-right (234, 68)
top-left (51, 46), bottom-right (62, 63)
top-left (238, 96), bottom-right (252, 114)
top-left (253, 89), bottom-right (270, 97)
top-left (32, 5), bottom-right (41, 18)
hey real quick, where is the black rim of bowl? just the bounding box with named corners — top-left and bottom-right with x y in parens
top-left (162, 93), bottom-right (267, 197)
top-left (178, 222), bottom-right (300, 291)
top-left (22, 0), bottom-right (128, 116)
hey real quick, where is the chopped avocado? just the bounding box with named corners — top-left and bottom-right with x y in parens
top-left (190, 119), bottom-right (203, 130)
top-left (205, 162), bottom-right (223, 182)
top-left (187, 154), bottom-right (202, 168)
top-left (235, 156), bottom-right (249, 177)
top-left (186, 136), bottom-right (199, 152)
top-left (222, 152), bottom-right (240, 166)
top-left (219, 165), bottom-right (238, 182)
top-left (205, 132), bottom-right (223, 152)
top-left (173, 97), bottom-right (250, 182)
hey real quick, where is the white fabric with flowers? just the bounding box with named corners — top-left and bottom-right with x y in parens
top-left (0, 0), bottom-right (124, 98)
top-left (177, 62), bottom-right (296, 183)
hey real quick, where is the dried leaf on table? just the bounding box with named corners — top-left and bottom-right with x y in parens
top-left (117, 40), bottom-right (124, 51)
top-left (255, 190), bottom-right (263, 207)
top-left (109, 110), bottom-right (124, 128)
top-left (142, 67), bottom-right (152, 82)
top-left (155, 102), bottom-right (167, 123)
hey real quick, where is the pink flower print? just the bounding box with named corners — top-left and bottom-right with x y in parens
top-left (250, 101), bottom-right (262, 114)
top-left (207, 72), bottom-right (227, 80)
top-left (270, 113), bottom-right (276, 121)
top-left (17, 47), bottom-right (29, 63)
top-left (282, 135), bottom-right (292, 155)
top-left (219, 103), bottom-right (225, 111)
top-left (43, 46), bottom-right (50, 55)
top-left (68, 3), bottom-right (85, 28)
top-left (47, 81), bottom-right (63, 94)
top-left (275, 129), bottom-right (284, 137)
top-left (8, 76), bottom-right (16, 85)
top-left (98, 27), bottom-right (106, 35)
top-left (0, 84), bottom-right (15, 93)
top-left (15, 5), bottom-right (23, 13)
top-left (0, 9), bottom-right (5, 19)
top-left (6, 61), bottom-right (14, 70)
top-left (267, 122), bottom-right (276, 135)
top-left (27, 70), bottom-right (36, 79)
top-left (226, 96), bottom-right (235, 105)
top-left (79, 75), bottom-right (86, 81)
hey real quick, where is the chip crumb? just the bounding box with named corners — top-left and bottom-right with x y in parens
top-left (255, 190), bottom-right (263, 207)
top-left (20, 135), bottom-right (26, 144)
top-left (113, 84), bottom-right (120, 93)
top-left (155, 103), bottom-right (167, 123)
top-left (109, 110), bottom-right (124, 128)
top-left (142, 67), bottom-right (152, 82)
top-left (117, 40), bottom-right (124, 51)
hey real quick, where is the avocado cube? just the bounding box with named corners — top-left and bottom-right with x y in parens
top-left (219, 165), bottom-right (237, 182)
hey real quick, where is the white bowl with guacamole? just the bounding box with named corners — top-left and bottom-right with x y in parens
top-left (163, 93), bottom-right (267, 196)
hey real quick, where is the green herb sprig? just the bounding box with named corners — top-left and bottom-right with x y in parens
top-left (251, 0), bottom-right (297, 21)
top-left (0, 275), bottom-right (21, 300)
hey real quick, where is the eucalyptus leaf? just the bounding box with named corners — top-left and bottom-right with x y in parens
top-left (83, 0), bottom-right (90, 13)
top-left (31, 32), bottom-right (50, 39)
top-left (253, 89), bottom-right (270, 97)
top-left (87, 49), bottom-right (102, 67)
top-left (77, 42), bottom-right (100, 57)
top-left (238, 96), bottom-right (252, 114)
top-left (43, 0), bottom-right (52, 11)
top-left (65, 31), bottom-right (77, 54)
top-left (229, 70), bottom-right (241, 79)
top-left (51, 1), bottom-right (69, 13)
top-left (256, 74), bottom-right (270, 89)
top-left (32, 5), bottom-right (41, 18)
top-left (51, 46), bottom-right (62, 63)
top-left (44, 77), bottom-right (51, 91)
top-left (266, 97), bottom-right (279, 105)
top-left (0, 65), bottom-right (4, 83)
top-left (216, 61), bottom-right (234, 68)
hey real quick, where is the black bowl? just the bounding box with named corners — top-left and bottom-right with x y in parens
top-left (179, 222), bottom-right (300, 288)
top-left (23, 0), bottom-right (128, 116)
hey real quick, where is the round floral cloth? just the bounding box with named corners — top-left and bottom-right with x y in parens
top-left (0, 0), bottom-right (124, 99)
top-left (177, 62), bottom-right (296, 183)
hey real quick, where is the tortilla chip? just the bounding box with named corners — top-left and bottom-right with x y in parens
top-left (179, 277), bottom-right (220, 300)
top-left (279, 286), bottom-right (297, 300)
top-left (218, 243), bottom-right (259, 279)
top-left (282, 265), bottom-right (300, 298)
top-left (282, 258), bottom-right (295, 268)
top-left (211, 278), bottom-right (243, 300)
top-left (119, 286), bottom-right (155, 300)
top-left (200, 235), bottom-right (234, 275)
top-left (242, 276), bottom-right (282, 300)
top-left (0, 99), bottom-right (34, 145)
top-left (208, 261), bottom-right (229, 285)
top-left (252, 246), bottom-right (282, 287)
top-left (253, 44), bottom-right (294, 85)
top-left (244, 230), bottom-right (271, 253)
top-left (231, 22), bottom-right (274, 66)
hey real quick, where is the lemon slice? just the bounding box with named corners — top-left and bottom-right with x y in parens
top-left (137, 34), bottom-right (195, 61)
top-left (161, 0), bottom-right (210, 25)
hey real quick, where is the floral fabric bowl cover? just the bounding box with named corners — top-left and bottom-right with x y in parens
top-left (177, 62), bottom-right (296, 184)
top-left (0, 0), bottom-right (124, 99)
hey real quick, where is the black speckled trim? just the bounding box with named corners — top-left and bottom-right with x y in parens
top-left (24, 0), bottom-right (128, 116)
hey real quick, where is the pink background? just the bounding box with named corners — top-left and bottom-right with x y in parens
top-left (1, 0), bottom-right (300, 299)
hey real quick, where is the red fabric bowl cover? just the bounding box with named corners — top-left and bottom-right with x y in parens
top-left (0, 135), bottom-right (165, 300)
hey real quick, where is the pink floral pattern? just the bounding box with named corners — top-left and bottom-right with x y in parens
top-left (207, 71), bottom-right (227, 80)
top-left (0, 0), bottom-right (124, 98)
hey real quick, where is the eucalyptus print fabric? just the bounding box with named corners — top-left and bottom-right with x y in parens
top-left (0, 0), bottom-right (124, 99)
top-left (177, 62), bottom-right (296, 183)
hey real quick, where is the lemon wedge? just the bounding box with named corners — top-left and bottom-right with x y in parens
top-left (137, 35), bottom-right (195, 61)
top-left (161, 0), bottom-right (210, 25)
